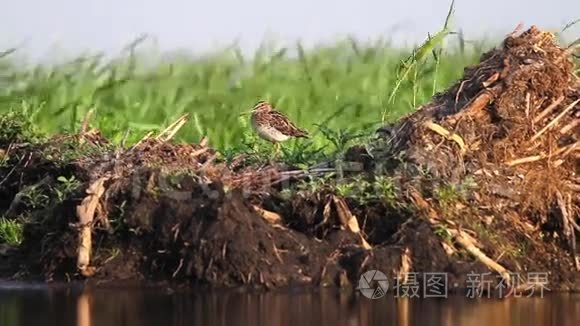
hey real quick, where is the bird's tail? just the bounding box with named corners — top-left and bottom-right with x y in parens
top-left (297, 129), bottom-right (310, 138)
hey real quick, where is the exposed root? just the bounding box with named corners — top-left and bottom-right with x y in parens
top-left (571, 216), bottom-right (580, 233)
top-left (482, 72), bottom-right (500, 87)
top-left (447, 84), bottom-right (502, 123)
top-left (252, 205), bottom-right (282, 224)
top-left (76, 176), bottom-right (109, 277)
top-left (409, 189), bottom-right (513, 285)
top-left (396, 247), bottom-right (412, 284)
top-left (172, 258), bottom-right (184, 278)
top-left (332, 196), bottom-right (372, 250)
top-left (423, 121), bottom-right (467, 153)
top-left (556, 191), bottom-right (578, 271)
top-left (448, 228), bottom-right (512, 286)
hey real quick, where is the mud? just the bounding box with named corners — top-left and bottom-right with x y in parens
top-left (0, 26), bottom-right (578, 293)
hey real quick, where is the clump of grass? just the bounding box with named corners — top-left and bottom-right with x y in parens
top-left (20, 185), bottom-right (50, 210)
top-left (297, 174), bottom-right (404, 208)
top-left (434, 177), bottom-right (478, 209)
top-left (434, 184), bottom-right (462, 208)
top-left (0, 108), bottom-right (45, 146)
top-left (41, 136), bottom-right (112, 166)
top-left (0, 217), bottom-right (24, 246)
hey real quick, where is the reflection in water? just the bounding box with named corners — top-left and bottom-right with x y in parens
top-left (77, 292), bottom-right (90, 326)
top-left (0, 283), bottom-right (579, 326)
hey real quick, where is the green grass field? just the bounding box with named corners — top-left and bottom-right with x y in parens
top-left (0, 0), bottom-right (577, 166)
top-left (0, 0), bottom-right (505, 165)
top-left (0, 35), bottom-right (489, 162)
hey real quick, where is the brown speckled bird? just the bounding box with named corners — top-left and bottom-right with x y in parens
top-left (249, 100), bottom-right (309, 156)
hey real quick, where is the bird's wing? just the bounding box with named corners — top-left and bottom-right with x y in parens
top-left (268, 110), bottom-right (309, 137)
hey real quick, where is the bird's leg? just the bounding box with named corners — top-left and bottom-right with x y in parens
top-left (267, 142), bottom-right (280, 166)
top-left (274, 142), bottom-right (280, 160)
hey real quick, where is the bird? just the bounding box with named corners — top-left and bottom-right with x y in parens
top-left (248, 100), bottom-right (309, 157)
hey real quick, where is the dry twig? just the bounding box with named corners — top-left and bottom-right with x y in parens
top-left (156, 113), bottom-right (191, 142)
top-left (533, 96), bottom-right (565, 123)
top-left (530, 99), bottom-right (579, 142)
top-left (79, 109), bottom-right (94, 134)
top-left (506, 142), bottom-right (578, 166)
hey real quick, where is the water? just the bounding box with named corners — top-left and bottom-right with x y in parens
top-left (0, 282), bottom-right (578, 326)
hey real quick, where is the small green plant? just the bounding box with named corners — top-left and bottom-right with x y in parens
top-left (434, 224), bottom-right (453, 243)
top-left (101, 247), bottom-right (121, 264)
top-left (331, 175), bottom-right (403, 207)
top-left (332, 176), bottom-right (369, 204)
top-left (315, 124), bottom-right (364, 155)
top-left (296, 174), bottom-right (334, 194)
top-left (0, 217), bottom-right (24, 246)
top-left (54, 175), bottom-right (81, 202)
top-left (335, 179), bottom-right (360, 198)
top-left (50, 138), bottom-right (113, 164)
top-left (373, 176), bottom-right (398, 205)
top-left (278, 188), bottom-right (295, 201)
top-left (21, 185), bottom-right (50, 210)
top-left (512, 239), bottom-right (530, 258)
top-left (108, 200), bottom-right (128, 234)
top-left (434, 177), bottom-right (477, 208)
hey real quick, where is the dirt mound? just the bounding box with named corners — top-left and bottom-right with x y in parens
top-left (1, 26), bottom-right (578, 293)
top-left (376, 26), bottom-right (577, 210)
top-left (366, 25), bottom-right (579, 288)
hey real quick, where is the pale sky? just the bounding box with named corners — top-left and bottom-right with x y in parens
top-left (1, 0), bottom-right (579, 61)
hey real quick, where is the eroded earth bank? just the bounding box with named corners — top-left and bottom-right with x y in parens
top-left (1, 26), bottom-right (578, 294)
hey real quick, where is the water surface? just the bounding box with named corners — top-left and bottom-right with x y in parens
top-left (0, 282), bottom-right (578, 326)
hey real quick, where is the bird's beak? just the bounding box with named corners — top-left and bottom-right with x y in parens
top-left (239, 110), bottom-right (253, 116)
